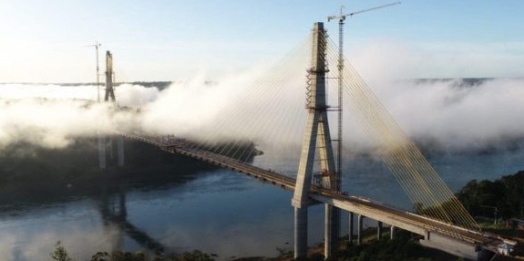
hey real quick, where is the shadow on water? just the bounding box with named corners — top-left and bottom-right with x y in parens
top-left (0, 136), bottom-right (301, 261)
top-left (96, 185), bottom-right (166, 255)
top-left (0, 137), bottom-right (226, 255)
top-left (0, 137), bottom-right (218, 208)
top-left (1, 135), bottom-right (524, 260)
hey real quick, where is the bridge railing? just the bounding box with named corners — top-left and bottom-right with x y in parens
top-left (117, 132), bottom-right (504, 250)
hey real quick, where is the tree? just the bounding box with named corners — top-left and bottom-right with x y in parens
top-left (90, 252), bottom-right (110, 261)
top-left (50, 242), bottom-right (73, 261)
top-left (180, 250), bottom-right (214, 261)
top-left (456, 170), bottom-right (524, 219)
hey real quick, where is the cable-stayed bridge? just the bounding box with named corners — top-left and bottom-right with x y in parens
top-left (98, 22), bottom-right (514, 260)
top-left (120, 131), bottom-right (504, 260)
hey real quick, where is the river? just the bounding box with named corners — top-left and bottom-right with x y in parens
top-left (0, 139), bottom-right (523, 261)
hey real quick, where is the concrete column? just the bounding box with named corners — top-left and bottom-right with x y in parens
top-left (118, 190), bottom-right (127, 219)
top-left (377, 221), bottom-right (383, 241)
top-left (98, 134), bottom-right (106, 169)
top-left (294, 207), bottom-right (308, 259)
top-left (349, 212), bottom-right (354, 243)
top-left (424, 230), bottom-right (430, 240)
top-left (324, 204), bottom-right (332, 258)
top-left (117, 136), bottom-right (125, 166)
top-left (331, 207), bottom-right (340, 249)
top-left (357, 215), bottom-right (364, 246)
top-left (390, 226), bottom-right (395, 240)
top-left (108, 137), bottom-right (114, 159)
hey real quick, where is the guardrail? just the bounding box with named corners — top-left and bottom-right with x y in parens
top-left (118, 132), bottom-right (504, 252)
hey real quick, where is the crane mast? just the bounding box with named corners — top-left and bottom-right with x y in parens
top-left (88, 42), bottom-right (102, 102)
top-left (327, 2), bottom-right (400, 243)
top-left (327, 1), bottom-right (401, 192)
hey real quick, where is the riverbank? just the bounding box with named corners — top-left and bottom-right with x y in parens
top-left (47, 229), bottom-right (459, 261)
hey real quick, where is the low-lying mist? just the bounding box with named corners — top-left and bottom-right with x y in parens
top-left (0, 71), bottom-right (523, 157)
top-left (380, 78), bottom-right (524, 153)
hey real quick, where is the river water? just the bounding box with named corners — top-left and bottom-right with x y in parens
top-left (1, 141), bottom-right (524, 261)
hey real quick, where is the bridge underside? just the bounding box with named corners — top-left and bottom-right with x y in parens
top-left (311, 194), bottom-right (497, 260)
top-left (120, 131), bottom-right (503, 260)
top-left (420, 233), bottom-right (489, 261)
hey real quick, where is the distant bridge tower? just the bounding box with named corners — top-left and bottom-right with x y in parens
top-left (292, 22), bottom-right (340, 259)
top-left (105, 51), bottom-right (116, 102)
top-left (98, 51), bottom-right (125, 168)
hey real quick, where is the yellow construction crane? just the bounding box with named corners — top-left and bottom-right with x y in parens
top-left (327, 1), bottom-right (401, 190)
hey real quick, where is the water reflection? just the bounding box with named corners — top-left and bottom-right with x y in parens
top-left (97, 187), bottom-right (165, 255)
top-left (0, 167), bottom-right (299, 261)
top-left (0, 144), bottom-right (523, 260)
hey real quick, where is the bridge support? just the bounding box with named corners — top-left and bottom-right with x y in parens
top-left (377, 221), bottom-right (383, 241)
top-left (420, 232), bottom-right (485, 261)
top-left (98, 50), bottom-right (125, 169)
top-left (294, 207), bottom-right (308, 258)
top-left (117, 136), bottom-right (125, 166)
top-left (357, 215), bottom-right (363, 246)
top-left (349, 212), bottom-right (354, 243)
top-left (104, 51), bottom-right (116, 102)
top-left (390, 225), bottom-right (395, 240)
top-left (98, 134), bottom-right (106, 169)
top-left (324, 204), bottom-right (334, 256)
top-left (291, 22), bottom-right (339, 259)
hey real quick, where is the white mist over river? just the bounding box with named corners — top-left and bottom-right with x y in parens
top-left (1, 77), bottom-right (523, 151)
top-left (0, 77), bottom-right (523, 260)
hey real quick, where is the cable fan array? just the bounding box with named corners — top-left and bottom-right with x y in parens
top-left (144, 27), bottom-right (480, 234)
top-left (171, 37), bottom-right (312, 176)
top-left (321, 37), bottom-right (480, 232)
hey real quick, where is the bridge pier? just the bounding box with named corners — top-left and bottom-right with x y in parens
top-left (377, 221), bottom-right (383, 241)
top-left (98, 133), bottom-right (106, 169)
top-left (294, 207), bottom-right (308, 258)
top-left (117, 135), bottom-right (125, 166)
top-left (357, 214), bottom-right (364, 246)
top-left (98, 50), bottom-right (125, 169)
top-left (98, 134), bottom-right (125, 169)
top-left (349, 212), bottom-right (354, 243)
top-left (390, 225), bottom-right (395, 240)
top-left (324, 204), bottom-right (333, 257)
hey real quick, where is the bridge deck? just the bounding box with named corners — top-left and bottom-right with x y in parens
top-left (120, 133), bottom-right (504, 253)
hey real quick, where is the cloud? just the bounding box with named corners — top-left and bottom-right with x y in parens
top-left (348, 39), bottom-right (524, 80)
top-left (0, 99), bottom-right (113, 150)
top-left (0, 40), bottom-right (523, 156)
top-left (381, 78), bottom-right (524, 151)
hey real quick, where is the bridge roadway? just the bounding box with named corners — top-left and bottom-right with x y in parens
top-left (120, 133), bottom-right (504, 255)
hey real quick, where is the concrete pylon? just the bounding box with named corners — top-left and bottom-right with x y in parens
top-left (117, 136), bottom-right (125, 166)
top-left (377, 221), bottom-right (383, 241)
top-left (98, 133), bottom-right (106, 169)
top-left (291, 22), bottom-right (339, 259)
top-left (349, 212), bottom-right (354, 243)
top-left (105, 51), bottom-right (116, 102)
top-left (98, 50), bottom-right (125, 169)
top-left (357, 215), bottom-right (364, 246)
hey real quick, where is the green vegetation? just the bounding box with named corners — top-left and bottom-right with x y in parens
top-left (0, 137), bottom-right (262, 185)
top-left (0, 138), bottom-right (219, 211)
top-left (49, 243), bottom-right (214, 261)
top-left (50, 242), bottom-right (73, 261)
top-left (0, 138), bottom-right (214, 183)
top-left (456, 170), bottom-right (524, 220)
top-left (49, 230), bottom-right (461, 261)
top-left (335, 237), bottom-right (424, 261)
top-left (324, 231), bottom-right (457, 261)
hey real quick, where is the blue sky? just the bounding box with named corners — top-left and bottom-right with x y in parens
top-left (1, 0), bottom-right (523, 82)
